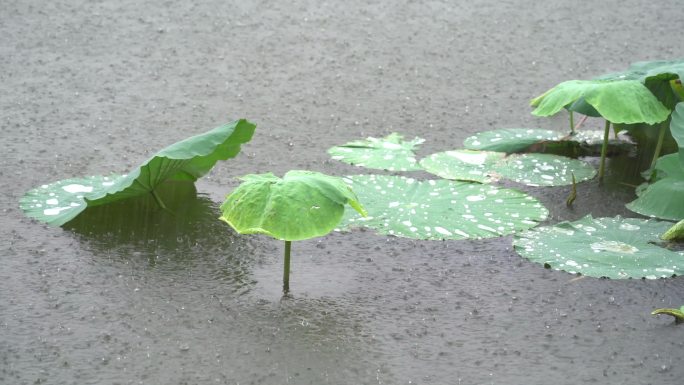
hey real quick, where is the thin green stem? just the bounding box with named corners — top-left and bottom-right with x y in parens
top-left (569, 111), bottom-right (575, 134)
top-left (598, 120), bottom-right (611, 181)
top-left (650, 119), bottom-right (669, 170)
top-left (283, 241), bottom-right (291, 293)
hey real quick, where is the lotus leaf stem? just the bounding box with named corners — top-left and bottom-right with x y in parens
top-left (650, 118), bottom-right (669, 170)
top-left (598, 120), bottom-right (611, 180)
top-left (151, 189), bottom-right (175, 216)
top-left (569, 111), bottom-right (575, 134)
top-left (283, 240), bottom-right (292, 293)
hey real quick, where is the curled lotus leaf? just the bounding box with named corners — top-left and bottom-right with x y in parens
top-left (20, 119), bottom-right (256, 226)
top-left (513, 215), bottom-right (684, 279)
top-left (328, 133), bottom-right (425, 171)
top-left (338, 174), bottom-right (548, 240)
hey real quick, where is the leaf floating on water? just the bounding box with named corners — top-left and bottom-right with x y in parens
top-left (463, 128), bottom-right (563, 153)
top-left (420, 150), bottom-right (596, 187)
top-left (513, 215), bottom-right (684, 279)
top-left (20, 119), bottom-right (257, 226)
top-left (338, 174), bottom-right (549, 240)
top-left (328, 133), bottom-right (425, 171)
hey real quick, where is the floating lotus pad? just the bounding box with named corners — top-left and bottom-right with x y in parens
top-left (20, 119), bottom-right (256, 226)
top-left (418, 150), bottom-right (506, 183)
top-left (328, 133), bottom-right (424, 171)
top-left (339, 175), bottom-right (549, 240)
top-left (513, 216), bottom-right (684, 279)
top-left (463, 128), bottom-right (563, 153)
top-left (419, 150), bottom-right (596, 186)
top-left (219, 171), bottom-right (366, 241)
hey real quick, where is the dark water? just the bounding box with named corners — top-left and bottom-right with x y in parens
top-left (2, 1), bottom-right (684, 384)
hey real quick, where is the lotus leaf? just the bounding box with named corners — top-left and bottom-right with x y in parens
top-left (339, 175), bottom-right (548, 240)
top-left (419, 150), bottom-right (596, 187)
top-left (462, 128), bottom-right (562, 153)
top-left (513, 216), bottom-right (684, 279)
top-left (531, 80), bottom-right (670, 125)
top-left (219, 171), bottom-right (367, 242)
top-left (328, 133), bottom-right (424, 171)
top-left (625, 178), bottom-right (684, 221)
top-left (418, 150), bottom-right (506, 183)
top-left (20, 119), bottom-right (256, 226)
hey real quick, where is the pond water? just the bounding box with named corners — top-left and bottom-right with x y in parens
top-left (2, 1), bottom-right (683, 384)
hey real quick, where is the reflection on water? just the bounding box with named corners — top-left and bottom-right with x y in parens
top-left (64, 181), bottom-right (258, 293)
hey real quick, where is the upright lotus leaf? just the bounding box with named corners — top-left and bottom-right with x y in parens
top-left (513, 216), bottom-right (684, 279)
top-left (219, 171), bottom-right (366, 241)
top-left (418, 150), bottom-right (506, 183)
top-left (671, 102), bottom-right (684, 164)
top-left (219, 170), bottom-right (367, 293)
top-left (328, 133), bottom-right (425, 171)
top-left (651, 305), bottom-right (684, 324)
top-left (339, 175), bottom-right (548, 240)
top-left (20, 119), bottom-right (256, 226)
top-left (531, 80), bottom-right (670, 125)
top-left (462, 128), bottom-right (563, 153)
top-left (625, 177), bottom-right (684, 221)
top-left (419, 150), bottom-right (596, 187)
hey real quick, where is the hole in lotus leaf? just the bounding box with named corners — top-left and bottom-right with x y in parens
top-left (338, 174), bottom-right (548, 240)
top-left (513, 215), bottom-right (684, 279)
top-left (328, 133), bottom-right (425, 171)
top-left (420, 150), bottom-right (596, 187)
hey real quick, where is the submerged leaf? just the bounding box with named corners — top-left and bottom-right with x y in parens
top-left (420, 150), bottom-right (596, 187)
top-left (339, 175), bottom-right (548, 240)
top-left (328, 133), bottom-right (424, 171)
top-left (514, 216), bottom-right (684, 279)
top-left (220, 171), bottom-right (366, 241)
top-left (20, 119), bottom-right (256, 226)
top-left (463, 128), bottom-right (562, 153)
top-left (531, 80), bottom-right (670, 124)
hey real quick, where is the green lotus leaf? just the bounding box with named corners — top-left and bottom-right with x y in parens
top-left (661, 219), bottom-right (684, 241)
top-left (671, 102), bottom-right (684, 164)
top-left (418, 150), bottom-right (506, 183)
top-left (219, 171), bottom-right (366, 242)
top-left (626, 177), bottom-right (684, 221)
top-left (531, 80), bottom-right (670, 124)
top-left (514, 215), bottom-right (684, 279)
top-left (492, 153), bottom-right (597, 187)
top-left (567, 97), bottom-right (601, 117)
top-left (420, 150), bottom-right (596, 187)
top-left (20, 119), bottom-right (256, 226)
top-left (339, 175), bottom-right (548, 240)
top-left (462, 128), bottom-right (563, 153)
top-left (328, 133), bottom-right (425, 171)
